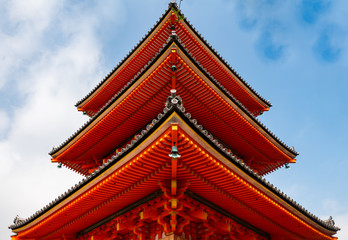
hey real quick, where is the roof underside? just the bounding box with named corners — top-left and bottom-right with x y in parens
top-left (51, 43), bottom-right (296, 176)
top-left (11, 110), bottom-right (338, 240)
top-left (76, 5), bottom-right (270, 117)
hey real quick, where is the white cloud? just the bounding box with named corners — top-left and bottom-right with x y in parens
top-left (0, 1), bottom-right (64, 88)
top-left (335, 212), bottom-right (348, 239)
top-left (0, 110), bottom-right (10, 137)
top-left (7, 0), bottom-right (62, 30)
top-left (320, 198), bottom-right (348, 239)
top-left (0, 1), bottom-right (120, 239)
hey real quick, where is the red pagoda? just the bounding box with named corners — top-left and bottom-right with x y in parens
top-left (10, 2), bottom-right (339, 240)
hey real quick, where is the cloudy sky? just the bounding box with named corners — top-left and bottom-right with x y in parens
top-left (1, 0), bottom-right (347, 239)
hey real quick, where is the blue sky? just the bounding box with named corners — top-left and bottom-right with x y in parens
top-left (0, 0), bottom-right (347, 239)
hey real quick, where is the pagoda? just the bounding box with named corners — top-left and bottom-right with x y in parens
top-left (10, 2), bottom-right (339, 240)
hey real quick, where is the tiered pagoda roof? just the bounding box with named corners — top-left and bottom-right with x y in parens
top-left (10, 2), bottom-right (339, 240)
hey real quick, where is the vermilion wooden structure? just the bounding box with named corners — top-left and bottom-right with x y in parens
top-left (10, 2), bottom-right (339, 240)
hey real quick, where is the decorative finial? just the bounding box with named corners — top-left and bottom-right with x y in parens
top-left (324, 216), bottom-right (336, 227)
top-left (179, 0), bottom-right (183, 10)
top-left (13, 215), bottom-right (25, 225)
top-left (167, 90), bottom-right (181, 106)
top-left (165, 90), bottom-right (185, 112)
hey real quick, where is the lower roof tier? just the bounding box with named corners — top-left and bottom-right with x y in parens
top-left (11, 109), bottom-right (339, 240)
top-left (50, 41), bottom-right (297, 175)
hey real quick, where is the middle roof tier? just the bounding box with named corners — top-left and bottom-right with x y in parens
top-left (50, 40), bottom-right (297, 176)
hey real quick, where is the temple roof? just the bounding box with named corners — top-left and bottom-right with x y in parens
top-left (11, 102), bottom-right (339, 239)
top-left (9, 3), bottom-right (340, 240)
top-left (50, 39), bottom-right (297, 176)
top-left (75, 2), bottom-right (271, 117)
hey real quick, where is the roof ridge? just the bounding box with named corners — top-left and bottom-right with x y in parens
top-left (75, 5), bottom-right (173, 108)
top-left (183, 18), bottom-right (272, 108)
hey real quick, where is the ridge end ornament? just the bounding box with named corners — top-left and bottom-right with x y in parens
top-left (165, 89), bottom-right (183, 109)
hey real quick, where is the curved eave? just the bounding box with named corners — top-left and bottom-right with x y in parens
top-left (173, 40), bottom-right (297, 157)
top-left (77, 4), bottom-right (269, 117)
top-left (179, 18), bottom-right (271, 111)
top-left (11, 109), bottom-right (338, 240)
top-left (50, 41), bottom-right (175, 162)
top-left (51, 40), bottom-right (297, 175)
top-left (75, 5), bottom-right (173, 111)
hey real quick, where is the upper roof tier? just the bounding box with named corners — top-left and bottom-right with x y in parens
top-left (50, 40), bottom-right (297, 176)
top-left (75, 3), bottom-right (271, 117)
